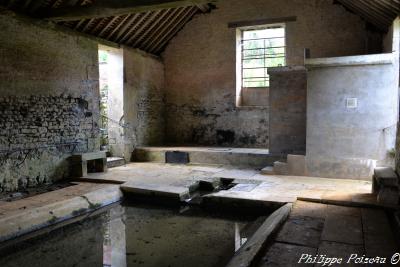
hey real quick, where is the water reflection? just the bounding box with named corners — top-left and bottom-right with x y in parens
top-left (0, 204), bottom-right (260, 267)
top-left (103, 206), bottom-right (127, 267)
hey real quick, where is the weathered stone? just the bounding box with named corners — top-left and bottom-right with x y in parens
top-left (120, 182), bottom-right (190, 201)
top-left (374, 167), bottom-right (399, 188)
top-left (258, 242), bottom-right (316, 267)
top-left (275, 216), bottom-right (324, 248)
top-left (0, 9), bottom-right (101, 191)
top-left (377, 187), bottom-right (399, 205)
top-left (226, 203), bottom-right (292, 267)
top-left (321, 214), bottom-right (363, 245)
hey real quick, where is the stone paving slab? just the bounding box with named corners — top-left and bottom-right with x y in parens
top-left (326, 205), bottom-right (360, 218)
top-left (230, 183), bottom-right (259, 192)
top-left (290, 201), bottom-right (327, 219)
top-left (0, 184), bottom-right (122, 243)
top-left (258, 242), bottom-right (316, 267)
top-left (120, 182), bottom-right (190, 201)
top-left (83, 163), bottom-right (376, 208)
top-left (316, 241), bottom-right (364, 267)
top-left (321, 214), bottom-right (363, 245)
top-left (361, 208), bottom-right (399, 258)
top-left (255, 200), bottom-right (399, 267)
top-left (275, 216), bottom-right (324, 248)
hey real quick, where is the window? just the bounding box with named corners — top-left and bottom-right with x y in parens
top-left (239, 24), bottom-right (286, 88)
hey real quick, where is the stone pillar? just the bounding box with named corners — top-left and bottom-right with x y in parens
top-left (268, 66), bottom-right (307, 155)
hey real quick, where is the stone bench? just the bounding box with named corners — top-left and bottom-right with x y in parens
top-left (373, 167), bottom-right (399, 205)
top-left (69, 151), bottom-right (107, 177)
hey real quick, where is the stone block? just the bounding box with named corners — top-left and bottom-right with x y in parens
top-left (273, 161), bottom-right (289, 175)
top-left (120, 182), bottom-right (190, 201)
top-left (260, 166), bottom-right (274, 175)
top-left (377, 187), bottom-right (399, 205)
top-left (69, 152), bottom-right (107, 178)
top-left (287, 154), bottom-right (306, 176)
top-left (373, 167), bottom-right (399, 187)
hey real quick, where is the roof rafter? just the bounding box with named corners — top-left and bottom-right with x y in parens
top-left (42, 0), bottom-right (216, 21)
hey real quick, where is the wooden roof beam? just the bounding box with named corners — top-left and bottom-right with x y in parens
top-left (42, 0), bottom-right (216, 22)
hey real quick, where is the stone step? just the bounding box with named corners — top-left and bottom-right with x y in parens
top-left (261, 154), bottom-right (306, 176)
top-left (106, 157), bottom-right (126, 168)
top-left (287, 154), bottom-right (306, 176)
top-left (273, 161), bottom-right (289, 175)
top-left (373, 167), bottom-right (400, 205)
top-left (261, 166), bottom-right (275, 175)
top-left (132, 147), bottom-right (281, 168)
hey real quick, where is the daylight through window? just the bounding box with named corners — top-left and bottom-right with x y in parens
top-left (241, 25), bottom-right (286, 88)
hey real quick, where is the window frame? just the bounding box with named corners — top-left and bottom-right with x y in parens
top-left (237, 23), bottom-right (286, 90)
top-left (240, 23), bottom-right (286, 89)
top-left (235, 23), bottom-right (286, 107)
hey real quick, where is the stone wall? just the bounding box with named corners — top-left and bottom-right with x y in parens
top-left (163, 0), bottom-right (372, 147)
top-left (123, 47), bottom-right (165, 160)
top-left (268, 66), bottom-right (307, 155)
top-left (305, 54), bottom-right (398, 180)
top-left (0, 10), bottom-right (100, 191)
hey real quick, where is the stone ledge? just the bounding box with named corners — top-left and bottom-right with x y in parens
top-left (374, 167), bottom-right (399, 187)
top-left (305, 53), bottom-right (394, 68)
top-left (0, 184), bottom-right (122, 244)
top-left (267, 65), bottom-right (306, 74)
top-left (226, 203), bottom-right (292, 267)
top-left (120, 182), bottom-right (190, 201)
top-left (71, 151), bottom-right (106, 161)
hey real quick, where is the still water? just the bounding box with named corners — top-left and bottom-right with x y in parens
top-left (0, 202), bottom-right (264, 267)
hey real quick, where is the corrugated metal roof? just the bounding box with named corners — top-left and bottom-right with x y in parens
top-left (1, 0), bottom-right (213, 55)
top-left (336, 0), bottom-right (399, 31)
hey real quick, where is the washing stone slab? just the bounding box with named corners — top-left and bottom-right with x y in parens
top-left (0, 184), bottom-right (122, 244)
top-left (120, 182), bottom-right (190, 201)
top-left (226, 203), bottom-right (292, 267)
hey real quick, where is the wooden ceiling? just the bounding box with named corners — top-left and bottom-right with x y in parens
top-left (336, 0), bottom-right (399, 31)
top-left (0, 0), bottom-right (215, 55)
top-left (0, 0), bottom-right (398, 55)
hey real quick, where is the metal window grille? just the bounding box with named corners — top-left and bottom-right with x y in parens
top-left (241, 26), bottom-right (286, 88)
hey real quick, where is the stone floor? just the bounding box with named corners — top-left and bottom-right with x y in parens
top-left (0, 182), bottom-right (122, 243)
top-left (256, 201), bottom-right (399, 267)
top-left (0, 162), bottom-right (396, 261)
top-left (85, 162), bottom-right (374, 207)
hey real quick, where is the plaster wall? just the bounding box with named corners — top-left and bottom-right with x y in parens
top-left (385, 17), bottom-right (400, 174)
top-left (123, 47), bottom-right (165, 161)
top-left (306, 55), bottom-right (398, 179)
top-left (0, 10), bottom-right (100, 191)
top-left (163, 0), bottom-right (370, 147)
